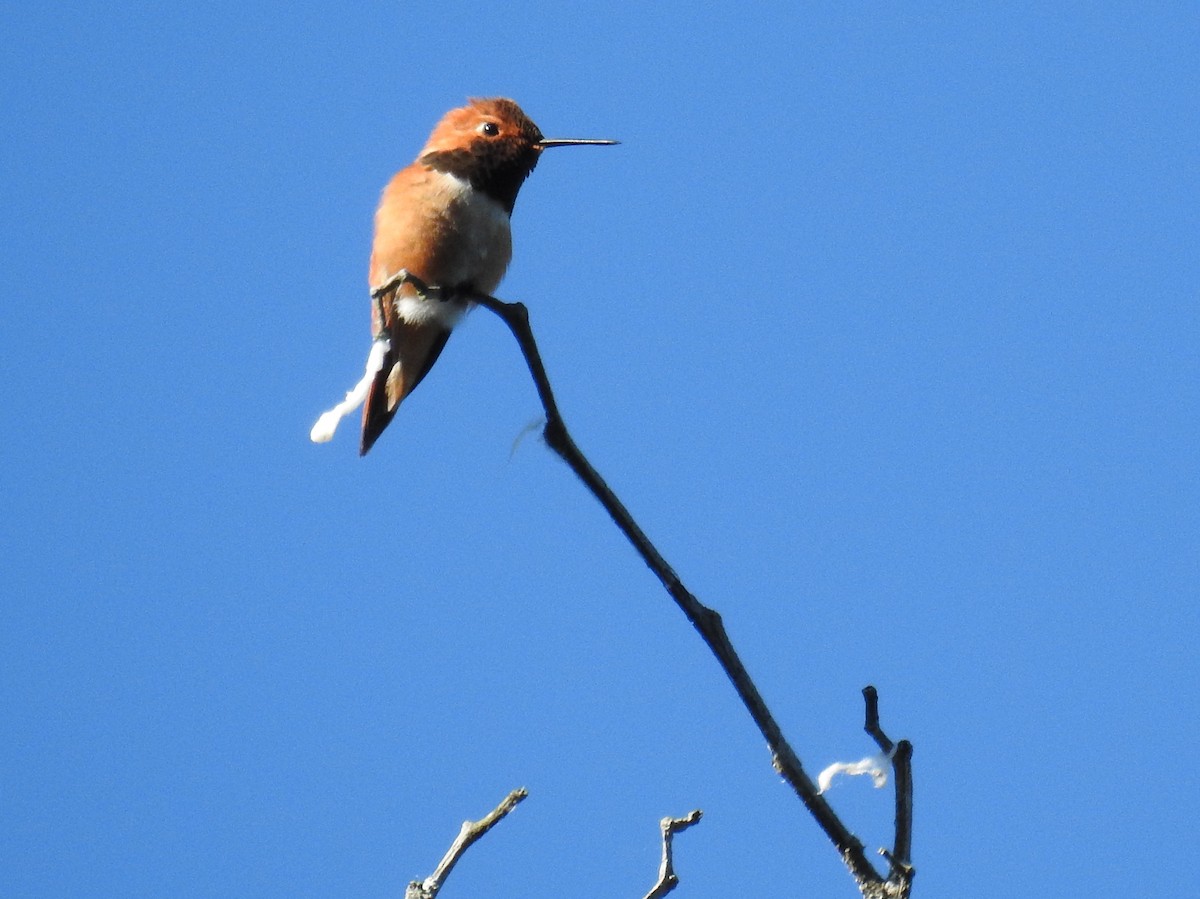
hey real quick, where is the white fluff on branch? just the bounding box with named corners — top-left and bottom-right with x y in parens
top-left (816, 751), bottom-right (892, 794)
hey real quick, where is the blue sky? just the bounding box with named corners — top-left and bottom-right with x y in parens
top-left (2, 3), bottom-right (1196, 896)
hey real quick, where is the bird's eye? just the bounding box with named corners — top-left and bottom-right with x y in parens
top-left (479, 122), bottom-right (500, 136)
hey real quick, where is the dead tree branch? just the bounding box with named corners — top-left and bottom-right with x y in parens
top-left (642, 810), bottom-right (703, 899)
top-left (369, 275), bottom-right (916, 897)
top-left (861, 686), bottom-right (915, 893)
top-left (404, 788), bottom-right (527, 899)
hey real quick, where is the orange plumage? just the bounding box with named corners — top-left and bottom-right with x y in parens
top-left (359, 98), bottom-right (616, 454)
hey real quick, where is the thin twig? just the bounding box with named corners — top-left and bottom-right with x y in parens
top-left (862, 686), bottom-right (894, 755)
top-left (467, 292), bottom-right (888, 891)
top-left (642, 810), bottom-right (703, 899)
top-left (404, 788), bottom-right (528, 899)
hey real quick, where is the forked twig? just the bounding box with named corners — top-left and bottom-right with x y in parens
top-left (642, 811), bottom-right (703, 899)
top-left (862, 686), bottom-right (914, 890)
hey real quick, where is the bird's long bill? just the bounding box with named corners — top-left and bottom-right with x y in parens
top-left (537, 138), bottom-right (620, 148)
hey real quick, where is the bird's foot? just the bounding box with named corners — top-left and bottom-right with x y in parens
top-left (372, 270), bottom-right (461, 328)
top-left (373, 268), bottom-right (454, 302)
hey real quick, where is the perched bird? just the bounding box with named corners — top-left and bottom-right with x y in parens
top-left (358, 97), bottom-right (617, 455)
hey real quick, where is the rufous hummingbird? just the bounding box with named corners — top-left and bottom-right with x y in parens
top-left (349, 97), bottom-right (617, 455)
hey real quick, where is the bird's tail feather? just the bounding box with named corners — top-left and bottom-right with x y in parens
top-left (359, 323), bottom-right (452, 455)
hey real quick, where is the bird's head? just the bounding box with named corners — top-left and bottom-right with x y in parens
top-left (418, 98), bottom-right (617, 212)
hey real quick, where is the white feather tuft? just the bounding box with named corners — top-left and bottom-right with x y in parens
top-left (309, 338), bottom-right (390, 443)
top-left (816, 751), bottom-right (892, 794)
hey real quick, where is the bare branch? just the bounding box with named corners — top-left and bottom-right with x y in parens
top-left (404, 789), bottom-right (528, 899)
top-left (861, 685), bottom-right (894, 755)
top-left (642, 810), bottom-right (703, 899)
top-left (469, 293), bottom-right (899, 893)
top-left (859, 687), bottom-right (915, 898)
top-left (889, 741), bottom-right (915, 888)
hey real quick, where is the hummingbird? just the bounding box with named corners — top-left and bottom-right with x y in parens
top-left (358, 97), bottom-right (618, 455)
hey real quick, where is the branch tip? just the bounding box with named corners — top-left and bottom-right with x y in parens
top-left (642, 810), bottom-right (703, 899)
top-left (405, 789), bottom-right (528, 899)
